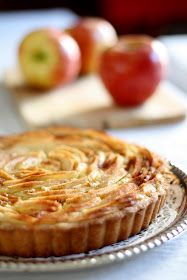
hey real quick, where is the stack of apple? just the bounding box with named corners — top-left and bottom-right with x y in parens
top-left (19, 17), bottom-right (167, 106)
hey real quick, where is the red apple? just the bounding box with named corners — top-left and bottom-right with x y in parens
top-left (18, 28), bottom-right (81, 89)
top-left (99, 35), bottom-right (168, 106)
top-left (67, 17), bottom-right (118, 74)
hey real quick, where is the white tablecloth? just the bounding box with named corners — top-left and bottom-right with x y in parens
top-left (0, 9), bottom-right (187, 280)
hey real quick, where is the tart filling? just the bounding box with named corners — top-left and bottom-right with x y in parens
top-left (0, 127), bottom-right (176, 256)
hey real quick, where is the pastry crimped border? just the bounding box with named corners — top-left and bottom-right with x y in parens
top-left (0, 193), bottom-right (166, 257)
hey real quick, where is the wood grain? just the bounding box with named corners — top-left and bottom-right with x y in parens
top-left (5, 68), bottom-right (186, 129)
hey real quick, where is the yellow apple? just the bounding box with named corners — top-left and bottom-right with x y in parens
top-left (18, 28), bottom-right (81, 89)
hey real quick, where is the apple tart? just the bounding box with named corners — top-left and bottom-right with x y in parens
top-left (0, 127), bottom-right (176, 257)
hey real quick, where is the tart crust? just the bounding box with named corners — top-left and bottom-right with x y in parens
top-left (0, 127), bottom-right (174, 257)
top-left (0, 195), bottom-right (166, 257)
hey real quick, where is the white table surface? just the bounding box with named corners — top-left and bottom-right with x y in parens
top-left (0, 9), bottom-right (187, 280)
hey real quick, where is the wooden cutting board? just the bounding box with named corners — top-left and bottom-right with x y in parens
top-left (4, 68), bottom-right (186, 129)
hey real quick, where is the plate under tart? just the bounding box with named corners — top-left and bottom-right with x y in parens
top-left (0, 164), bottom-right (186, 272)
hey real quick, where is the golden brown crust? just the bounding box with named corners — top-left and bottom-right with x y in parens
top-left (0, 127), bottom-right (175, 256)
top-left (0, 196), bottom-right (165, 257)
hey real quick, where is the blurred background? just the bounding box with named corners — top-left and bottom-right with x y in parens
top-left (1, 0), bottom-right (187, 91)
top-left (1, 0), bottom-right (187, 35)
